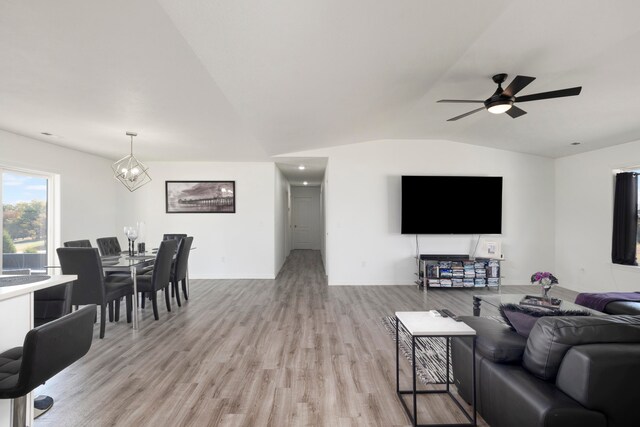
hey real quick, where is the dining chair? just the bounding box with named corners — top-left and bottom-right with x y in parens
top-left (163, 233), bottom-right (187, 241)
top-left (56, 247), bottom-right (134, 338)
top-left (96, 237), bottom-right (122, 256)
top-left (137, 239), bottom-right (177, 320)
top-left (171, 236), bottom-right (193, 307)
top-left (63, 239), bottom-right (92, 248)
top-left (34, 283), bottom-right (73, 327)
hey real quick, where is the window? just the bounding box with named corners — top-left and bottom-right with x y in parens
top-left (1, 169), bottom-right (55, 274)
top-left (637, 177), bottom-right (640, 262)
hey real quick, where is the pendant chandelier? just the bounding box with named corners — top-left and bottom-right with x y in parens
top-left (111, 132), bottom-right (151, 192)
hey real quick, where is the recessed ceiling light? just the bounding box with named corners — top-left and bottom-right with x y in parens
top-left (303, 181), bottom-right (308, 186)
top-left (298, 165), bottom-right (306, 170)
top-left (41, 132), bottom-right (59, 138)
top-left (570, 142), bottom-right (581, 146)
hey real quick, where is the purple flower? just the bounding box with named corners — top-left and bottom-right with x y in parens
top-left (530, 271), bottom-right (558, 285)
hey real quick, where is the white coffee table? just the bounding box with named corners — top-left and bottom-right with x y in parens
top-left (395, 311), bottom-right (477, 426)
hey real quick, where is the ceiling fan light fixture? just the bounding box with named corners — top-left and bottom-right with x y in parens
top-left (486, 100), bottom-right (513, 114)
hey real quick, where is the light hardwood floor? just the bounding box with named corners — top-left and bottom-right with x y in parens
top-left (36, 250), bottom-right (579, 427)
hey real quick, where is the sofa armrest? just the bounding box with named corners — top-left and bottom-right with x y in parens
top-left (459, 316), bottom-right (527, 363)
top-left (604, 301), bottom-right (640, 315)
top-left (556, 343), bottom-right (640, 427)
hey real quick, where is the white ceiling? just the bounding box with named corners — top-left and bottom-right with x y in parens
top-left (2, 0), bottom-right (640, 175)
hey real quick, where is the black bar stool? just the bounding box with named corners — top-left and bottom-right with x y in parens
top-left (0, 305), bottom-right (95, 427)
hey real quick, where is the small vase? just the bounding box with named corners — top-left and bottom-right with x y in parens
top-left (542, 285), bottom-right (552, 301)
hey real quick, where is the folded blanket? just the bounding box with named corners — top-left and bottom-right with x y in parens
top-left (575, 292), bottom-right (640, 312)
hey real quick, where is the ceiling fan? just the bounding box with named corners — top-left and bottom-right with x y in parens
top-left (437, 74), bottom-right (582, 121)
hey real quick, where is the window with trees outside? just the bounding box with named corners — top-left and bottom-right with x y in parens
top-left (1, 169), bottom-right (53, 275)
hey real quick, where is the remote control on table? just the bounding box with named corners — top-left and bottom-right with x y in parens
top-left (438, 308), bottom-right (462, 321)
top-left (440, 308), bottom-right (456, 318)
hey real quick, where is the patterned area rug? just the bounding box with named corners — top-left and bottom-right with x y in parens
top-left (381, 316), bottom-right (452, 385)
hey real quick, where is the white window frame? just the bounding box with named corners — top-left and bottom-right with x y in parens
top-left (0, 166), bottom-right (59, 273)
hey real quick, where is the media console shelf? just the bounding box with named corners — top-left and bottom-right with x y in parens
top-left (415, 254), bottom-right (500, 289)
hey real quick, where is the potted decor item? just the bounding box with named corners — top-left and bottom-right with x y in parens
top-left (530, 271), bottom-right (558, 300)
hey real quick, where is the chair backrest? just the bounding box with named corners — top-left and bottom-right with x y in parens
top-left (173, 236), bottom-right (193, 282)
top-left (56, 248), bottom-right (106, 305)
top-left (149, 239), bottom-right (178, 291)
top-left (63, 239), bottom-right (92, 248)
top-left (163, 233), bottom-right (187, 241)
top-left (34, 282), bottom-right (73, 327)
top-left (16, 305), bottom-right (96, 397)
top-left (96, 237), bottom-right (121, 256)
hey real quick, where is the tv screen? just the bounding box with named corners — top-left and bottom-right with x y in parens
top-left (401, 176), bottom-right (503, 234)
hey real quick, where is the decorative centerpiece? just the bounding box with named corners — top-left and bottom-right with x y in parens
top-left (124, 226), bottom-right (138, 256)
top-left (530, 272), bottom-right (558, 300)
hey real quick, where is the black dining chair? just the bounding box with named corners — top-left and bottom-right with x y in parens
top-left (63, 239), bottom-right (92, 248)
top-left (163, 233), bottom-right (187, 241)
top-left (171, 236), bottom-right (193, 306)
top-left (0, 305), bottom-right (95, 427)
top-left (56, 247), bottom-right (134, 338)
top-left (96, 237), bottom-right (122, 256)
top-left (137, 239), bottom-right (177, 320)
top-left (34, 283), bottom-right (73, 327)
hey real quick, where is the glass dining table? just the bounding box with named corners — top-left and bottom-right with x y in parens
top-left (101, 253), bottom-right (156, 330)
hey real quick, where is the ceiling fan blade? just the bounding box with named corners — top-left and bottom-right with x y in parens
top-left (505, 105), bottom-right (527, 119)
top-left (516, 86), bottom-right (582, 102)
top-left (437, 99), bottom-right (484, 103)
top-left (447, 107), bottom-right (486, 121)
top-left (502, 75), bottom-right (536, 97)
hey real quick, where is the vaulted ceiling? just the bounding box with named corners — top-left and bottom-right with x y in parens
top-left (1, 0), bottom-right (640, 163)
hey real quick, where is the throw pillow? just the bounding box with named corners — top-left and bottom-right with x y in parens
top-left (499, 303), bottom-right (591, 338)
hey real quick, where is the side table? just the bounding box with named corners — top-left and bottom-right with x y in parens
top-left (395, 311), bottom-right (477, 427)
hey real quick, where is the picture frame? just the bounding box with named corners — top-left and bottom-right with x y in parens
top-left (165, 181), bottom-right (236, 213)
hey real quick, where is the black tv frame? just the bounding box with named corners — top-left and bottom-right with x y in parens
top-left (401, 175), bottom-right (503, 235)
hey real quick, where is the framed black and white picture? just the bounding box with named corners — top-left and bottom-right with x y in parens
top-left (165, 181), bottom-right (236, 213)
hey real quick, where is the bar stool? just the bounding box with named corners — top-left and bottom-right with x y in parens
top-left (0, 305), bottom-right (95, 427)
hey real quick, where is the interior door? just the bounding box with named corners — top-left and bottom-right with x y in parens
top-left (293, 196), bottom-right (314, 249)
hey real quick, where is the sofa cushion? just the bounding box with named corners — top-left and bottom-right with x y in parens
top-left (499, 304), bottom-right (591, 338)
top-left (459, 316), bottom-right (527, 363)
top-left (522, 315), bottom-right (640, 381)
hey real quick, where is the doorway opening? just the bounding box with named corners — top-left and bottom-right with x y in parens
top-left (275, 157), bottom-right (327, 277)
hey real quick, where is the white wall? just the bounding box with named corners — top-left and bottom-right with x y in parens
top-left (556, 139), bottom-right (640, 292)
top-left (117, 161), bottom-right (276, 279)
top-left (284, 139), bottom-right (555, 286)
top-left (274, 165), bottom-right (290, 275)
top-left (0, 130), bottom-right (118, 250)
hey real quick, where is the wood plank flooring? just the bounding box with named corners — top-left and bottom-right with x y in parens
top-left (35, 250), bottom-right (579, 427)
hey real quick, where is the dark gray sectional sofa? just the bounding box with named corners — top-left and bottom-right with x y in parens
top-left (452, 315), bottom-right (640, 427)
top-left (603, 300), bottom-right (640, 315)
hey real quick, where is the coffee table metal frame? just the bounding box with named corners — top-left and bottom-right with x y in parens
top-left (395, 313), bottom-right (477, 427)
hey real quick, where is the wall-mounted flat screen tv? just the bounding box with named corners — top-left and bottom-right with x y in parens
top-left (401, 175), bottom-right (503, 234)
